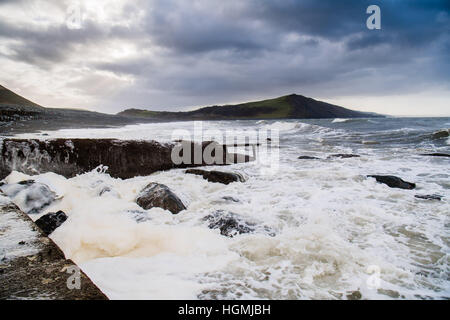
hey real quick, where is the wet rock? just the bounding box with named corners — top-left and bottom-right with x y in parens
top-left (431, 129), bottom-right (449, 140)
top-left (136, 182), bottom-right (186, 214)
top-left (415, 194), bottom-right (442, 201)
top-left (367, 175), bottom-right (416, 190)
top-left (0, 139), bottom-right (252, 180)
top-left (124, 210), bottom-right (151, 223)
top-left (0, 202), bottom-right (107, 300)
top-left (420, 153), bottom-right (450, 158)
top-left (222, 196), bottom-right (240, 203)
top-left (328, 154), bottom-right (360, 159)
top-left (185, 169), bottom-right (245, 185)
top-left (203, 210), bottom-right (275, 238)
top-left (0, 180), bottom-right (57, 214)
top-left (346, 290), bottom-right (362, 300)
top-left (203, 211), bottom-right (255, 237)
top-left (35, 211), bottom-right (67, 236)
top-left (98, 186), bottom-right (120, 198)
top-left (298, 156), bottom-right (321, 160)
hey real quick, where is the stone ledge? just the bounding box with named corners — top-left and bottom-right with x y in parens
top-left (0, 200), bottom-right (107, 300)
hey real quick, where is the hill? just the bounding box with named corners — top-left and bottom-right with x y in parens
top-left (118, 94), bottom-right (382, 120)
top-left (0, 85), bottom-right (150, 134)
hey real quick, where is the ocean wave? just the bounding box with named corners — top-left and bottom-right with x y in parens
top-left (332, 118), bottom-right (349, 123)
top-left (332, 118), bottom-right (371, 124)
top-left (263, 121), bottom-right (305, 131)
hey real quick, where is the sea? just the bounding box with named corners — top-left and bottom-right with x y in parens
top-left (1, 117), bottom-right (449, 299)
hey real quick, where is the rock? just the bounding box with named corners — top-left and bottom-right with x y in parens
top-left (0, 180), bottom-right (57, 214)
top-left (0, 202), bottom-right (107, 300)
top-left (298, 156), bottom-right (321, 160)
top-left (98, 186), bottom-right (120, 198)
top-left (185, 169), bottom-right (245, 185)
top-left (35, 211), bottom-right (68, 236)
top-left (328, 154), bottom-right (360, 159)
top-left (18, 180), bottom-right (36, 186)
top-left (0, 139), bottom-right (252, 180)
top-left (222, 196), bottom-right (240, 203)
top-left (415, 194), bottom-right (442, 201)
top-left (346, 290), bottom-right (362, 300)
top-left (431, 129), bottom-right (449, 140)
top-left (136, 182), bottom-right (186, 214)
top-left (203, 211), bottom-right (255, 237)
top-left (420, 153), bottom-right (450, 158)
top-left (124, 210), bottom-right (151, 223)
top-left (367, 175), bottom-right (416, 190)
top-left (203, 210), bottom-right (275, 238)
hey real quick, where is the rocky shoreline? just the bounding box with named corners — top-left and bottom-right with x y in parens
top-left (0, 137), bottom-right (447, 299)
top-left (0, 198), bottom-right (107, 300)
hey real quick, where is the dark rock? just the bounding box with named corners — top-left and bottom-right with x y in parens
top-left (346, 290), bottom-right (362, 300)
top-left (203, 210), bottom-right (275, 238)
top-left (203, 211), bottom-right (255, 237)
top-left (368, 175), bottom-right (416, 190)
top-left (431, 129), bottom-right (449, 140)
top-left (185, 169), bottom-right (245, 185)
top-left (0, 180), bottom-right (57, 214)
top-left (125, 210), bottom-right (151, 223)
top-left (136, 182), bottom-right (186, 214)
top-left (0, 139), bottom-right (252, 180)
top-left (0, 202), bottom-right (107, 300)
top-left (415, 194), bottom-right (442, 201)
top-left (298, 156), bottom-right (321, 160)
top-left (328, 154), bottom-right (360, 159)
top-left (35, 211), bottom-right (68, 236)
top-left (18, 180), bottom-right (35, 186)
top-left (98, 186), bottom-right (120, 198)
top-left (98, 187), bottom-right (112, 196)
top-left (222, 196), bottom-right (240, 203)
top-left (420, 153), bottom-right (450, 158)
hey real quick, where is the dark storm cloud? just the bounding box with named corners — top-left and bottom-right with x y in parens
top-left (0, 0), bottom-right (448, 112)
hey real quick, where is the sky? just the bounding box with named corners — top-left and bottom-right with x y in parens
top-left (0, 0), bottom-right (449, 116)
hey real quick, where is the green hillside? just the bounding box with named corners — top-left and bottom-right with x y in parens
top-left (118, 94), bottom-right (380, 120)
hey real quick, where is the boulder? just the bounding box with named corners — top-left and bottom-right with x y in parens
top-left (0, 139), bottom-right (252, 180)
top-left (367, 175), bottom-right (416, 190)
top-left (203, 210), bottom-right (275, 238)
top-left (203, 211), bottom-right (255, 237)
top-left (431, 129), bottom-right (449, 140)
top-left (185, 169), bottom-right (245, 185)
top-left (414, 194), bottom-right (442, 201)
top-left (136, 182), bottom-right (186, 214)
top-left (328, 154), bottom-right (360, 159)
top-left (34, 211), bottom-right (68, 236)
top-left (0, 180), bottom-right (57, 214)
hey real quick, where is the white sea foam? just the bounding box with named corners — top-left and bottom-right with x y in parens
top-left (332, 118), bottom-right (349, 123)
top-left (1, 119), bottom-right (449, 299)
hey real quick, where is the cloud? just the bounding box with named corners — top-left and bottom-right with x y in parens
top-left (0, 0), bottom-right (448, 115)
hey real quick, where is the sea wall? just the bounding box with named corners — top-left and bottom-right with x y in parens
top-left (0, 139), bottom-right (251, 180)
top-left (0, 197), bottom-right (107, 300)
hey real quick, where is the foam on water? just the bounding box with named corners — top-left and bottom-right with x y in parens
top-left (332, 118), bottom-right (349, 123)
top-left (1, 118), bottom-right (449, 299)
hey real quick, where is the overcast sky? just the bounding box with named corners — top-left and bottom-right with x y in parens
top-left (0, 0), bottom-right (449, 116)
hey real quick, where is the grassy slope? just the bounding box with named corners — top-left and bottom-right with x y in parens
top-left (118, 94), bottom-right (375, 120)
top-left (0, 85), bottom-right (44, 111)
